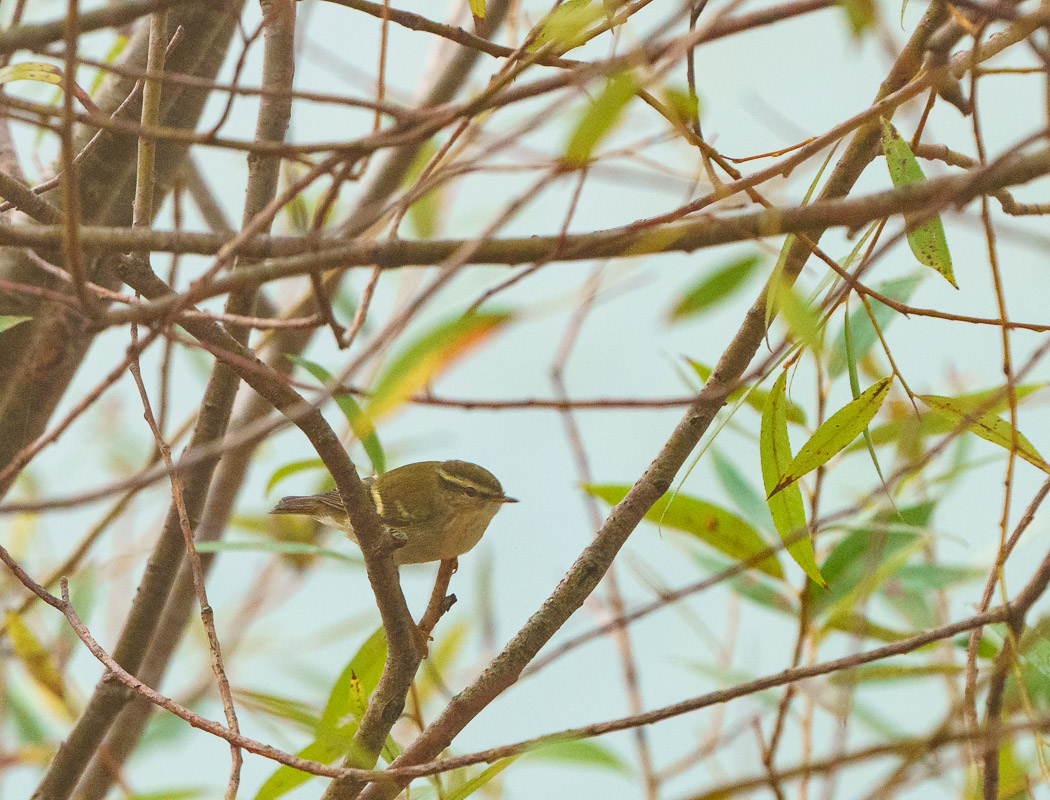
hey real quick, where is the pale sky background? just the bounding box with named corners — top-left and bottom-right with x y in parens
top-left (4, 0), bottom-right (1050, 798)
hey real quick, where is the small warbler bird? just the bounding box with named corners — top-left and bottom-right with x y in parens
top-left (269, 460), bottom-right (516, 565)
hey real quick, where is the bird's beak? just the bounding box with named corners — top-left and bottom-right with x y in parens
top-left (501, 496), bottom-right (519, 504)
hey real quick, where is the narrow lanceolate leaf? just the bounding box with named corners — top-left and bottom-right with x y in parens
top-left (532, 0), bottom-right (603, 51)
top-left (775, 283), bottom-right (823, 354)
top-left (880, 118), bottom-right (956, 287)
top-left (919, 394), bottom-right (1050, 473)
top-left (288, 356), bottom-right (386, 475)
top-left (760, 373), bottom-right (826, 587)
top-left (445, 757), bottom-right (519, 800)
top-left (365, 312), bottom-right (509, 426)
top-left (0, 315), bottom-right (31, 333)
top-left (5, 612), bottom-right (67, 704)
top-left (828, 275), bottom-right (921, 377)
top-left (771, 377), bottom-right (893, 497)
top-left (266, 458), bottom-right (325, 496)
top-left (687, 359), bottom-right (806, 425)
top-left (255, 627), bottom-right (386, 800)
top-left (0, 62), bottom-right (99, 113)
top-left (585, 484), bottom-right (784, 579)
top-left (564, 70), bottom-right (638, 166)
top-left (468, 0), bottom-right (486, 18)
top-left (528, 740), bottom-right (630, 773)
top-left (842, 298), bottom-right (889, 495)
top-left (668, 254), bottom-right (760, 322)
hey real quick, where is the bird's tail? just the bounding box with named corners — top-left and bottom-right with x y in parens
top-left (269, 496), bottom-right (316, 515)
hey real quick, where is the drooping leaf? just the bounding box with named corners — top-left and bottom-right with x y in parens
top-left (693, 552), bottom-right (797, 615)
top-left (773, 283), bottom-right (823, 355)
top-left (402, 139), bottom-right (441, 239)
top-left (828, 275), bottom-right (921, 377)
top-left (288, 356), bottom-right (386, 475)
top-left (254, 627), bottom-right (386, 800)
top-left (771, 377), bottom-right (892, 496)
top-left (837, 0), bottom-right (875, 36)
top-left (855, 383), bottom-right (1046, 453)
top-left (564, 71), bottom-right (638, 166)
top-left (194, 540), bottom-right (363, 566)
top-left (126, 789), bottom-right (209, 800)
top-left (445, 757), bottom-right (519, 800)
top-left (808, 502), bottom-right (933, 615)
top-left (668, 254), bottom-right (760, 321)
top-left (662, 85), bottom-right (700, 126)
top-left (842, 298), bottom-right (890, 503)
top-left (764, 144), bottom-right (838, 328)
top-left (0, 62), bottom-right (99, 113)
top-left (760, 373), bottom-right (825, 586)
top-left (532, 0), bottom-right (603, 51)
top-left (90, 34), bottom-right (127, 95)
top-left (233, 689), bottom-right (321, 732)
top-left (880, 118), bottom-right (956, 287)
top-left (892, 563), bottom-right (983, 592)
top-left (5, 612), bottom-right (67, 706)
top-left (919, 394), bottom-right (1050, 473)
top-left (710, 449), bottom-right (775, 533)
top-left (266, 458), bottom-right (326, 496)
top-left (585, 484), bottom-right (783, 579)
top-left (364, 313), bottom-right (509, 427)
top-left (528, 739), bottom-right (630, 773)
top-left (688, 360), bottom-right (805, 425)
top-left (828, 662), bottom-right (962, 685)
top-left (0, 315), bottom-right (31, 333)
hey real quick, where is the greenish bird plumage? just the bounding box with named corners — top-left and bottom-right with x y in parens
top-left (270, 460), bottom-right (516, 564)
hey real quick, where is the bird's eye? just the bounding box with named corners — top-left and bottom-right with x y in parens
top-left (464, 486), bottom-right (478, 497)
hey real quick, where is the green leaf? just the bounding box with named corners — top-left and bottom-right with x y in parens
top-left (828, 275), bottom-right (921, 377)
top-left (90, 34), bottom-right (127, 95)
top-left (364, 313), bottom-right (510, 427)
top-left (402, 140), bottom-right (441, 239)
top-left (828, 662), bottom-right (962, 685)
top-left (778, 283), bottom-right (823, 354)
top-left (468, 0), bottom-right (486, 18)
top-left (127, 789), bottom-right (209, 800)
top-left (564, 71), bottom-right (638, 166)
top-left (687, 360), bottom-right (805, 425)
top-left (771, 377), bottom-right (893, 496)
top-left (919, 394), bottom-right (1050, 473)
top-left (528, 739), bottom-right (630, 773)
top-left (0, 315), bottom-right (31, 333)
top-left (532, 0), bottom-right (603, 51)
top-left (837, 0), bottom-right (875, 36)
top-left (693, 552), bottom-right (797, 615)
top-left (194, 540), bottom-right (363, 565)
top-left (662, 85), bottom-right (699, 125)
top-left (266, 458), bottom-right (326, 496)
top-left (842, 299), bottom-right (890, 503)
top-left (880, 118), bottom-right (956, 287)
top-left (234, 689), bottom-right (321, 732)
top-left (809, 502), bottom-right (933, 615)
top-left (765, 144), bottom-right (838, 328)
top-left (855, 383), bottom-right (1045, 453)
top-left (445, 757), bottom-right (519, 800)
top-left (585, 484), bottom-right (784, 579)
top-left (760, 373), bottom-right (825, 587)
top-left (5, 612), bottom-right (67, 705)
top-left (288, 356), bottom-right (386, 475)
top-left (710, 449), bottom-right (775, 533)
top-left (892, 563), bottom-right (983, 592)
top-left (668, 254), bottom-right (760, 321)
top-left (254, 628), bottom-right (386, 800)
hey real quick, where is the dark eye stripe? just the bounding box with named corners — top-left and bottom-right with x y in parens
top-left (438, 473), bottom-right (498, 498)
